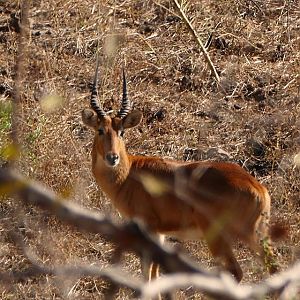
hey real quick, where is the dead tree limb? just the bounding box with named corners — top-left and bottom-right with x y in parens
top-left (0, 168), bottom-right (212, 277)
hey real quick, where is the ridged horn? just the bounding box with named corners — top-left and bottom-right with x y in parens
top-left (90, 56), bottom-right (106, 118)
top-left (117, 69), bottom-right (131, 118)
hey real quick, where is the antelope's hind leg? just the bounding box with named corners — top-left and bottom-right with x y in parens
top-left (206, 233), bottom-right (243, 282)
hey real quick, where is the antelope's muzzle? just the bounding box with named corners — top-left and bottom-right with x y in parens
top-left (105, 152), bottom-right (120, 167)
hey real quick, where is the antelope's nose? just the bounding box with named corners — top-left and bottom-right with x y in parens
top-left (105, 153), bottom-right (120, 167)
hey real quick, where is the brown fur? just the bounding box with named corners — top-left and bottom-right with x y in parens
top-left (82, 108), bottom-right (278, 282)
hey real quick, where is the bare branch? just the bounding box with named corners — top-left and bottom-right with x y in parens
top-left (171, 0), bottom-right (220, 82)
top-left (1, 168), bottom-right (299, 299)
top-left (142, 260), bottom-right (300, 300)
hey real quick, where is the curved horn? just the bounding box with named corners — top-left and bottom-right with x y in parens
top-left (90, 56), bottom-right (106, 118)
top-left (117, 69), bottom-right (131, 118)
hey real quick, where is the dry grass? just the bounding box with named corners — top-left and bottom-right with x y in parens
top-left (0, 0), bottom-right (299, 299)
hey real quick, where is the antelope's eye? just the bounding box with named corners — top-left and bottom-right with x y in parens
top-left (119, 130), bottom-right (125, 137)
top-left (98, 128), bottom-right (105, 135)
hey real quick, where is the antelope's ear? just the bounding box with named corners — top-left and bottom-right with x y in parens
top-left (122, 110), bottom-right (143, 129)
top-left (82, 109), bottom-right (99, 129)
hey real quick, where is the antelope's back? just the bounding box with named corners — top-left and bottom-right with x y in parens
top-left (115, 157), bottom-right (269, 238)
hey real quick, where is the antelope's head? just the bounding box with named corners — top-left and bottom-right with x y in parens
top-left (82, 60), bottom-right (142, 168)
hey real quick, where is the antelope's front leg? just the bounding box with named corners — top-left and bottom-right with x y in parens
top-left (141, 234), bottom-right (165, 280)
top-left (141, 234), bottom-right (165, 300)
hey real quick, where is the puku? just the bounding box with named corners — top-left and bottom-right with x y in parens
top-left (82, 59), bottom-right (278, 283)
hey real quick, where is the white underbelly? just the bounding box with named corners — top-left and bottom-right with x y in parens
top-left (165, 228), bottom-right (203, 241)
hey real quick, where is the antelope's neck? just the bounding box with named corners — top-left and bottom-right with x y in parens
top-left (91, 147), bottom-right (131, 200)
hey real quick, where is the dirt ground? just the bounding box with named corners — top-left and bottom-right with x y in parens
top-left (0, 0), bottom-right (299, 299)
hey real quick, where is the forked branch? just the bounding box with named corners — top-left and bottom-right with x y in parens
top-left (0, 168), bottom-right (211, 276)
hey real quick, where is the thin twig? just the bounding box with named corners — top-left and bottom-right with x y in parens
top-left (7, 265), bottom-right (141, 293)
top-left (171, 0), bottom-right (220, 82)
top-left (2, 231), bottom-right (142, 297)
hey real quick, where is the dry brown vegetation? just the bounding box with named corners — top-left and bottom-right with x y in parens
top-left (0, 0), bottom-right (300, 299)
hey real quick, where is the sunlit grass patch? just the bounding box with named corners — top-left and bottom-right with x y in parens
top-left (0, 100), bottom-right (13, 162)
top-left (0, 100), bottom-right (12, 133)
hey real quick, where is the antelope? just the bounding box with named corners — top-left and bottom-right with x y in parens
top-left (82, 59), bottom-right (278, 283)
